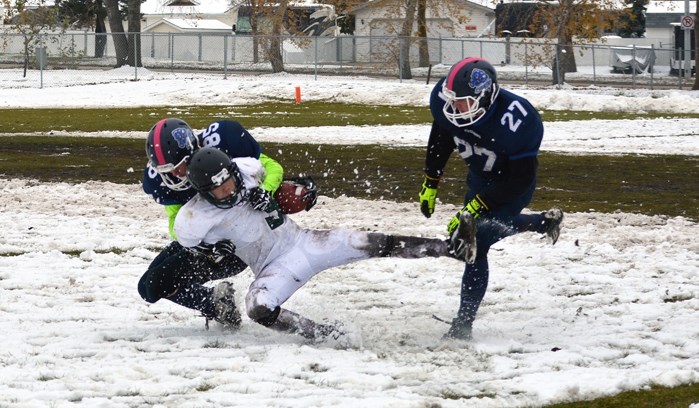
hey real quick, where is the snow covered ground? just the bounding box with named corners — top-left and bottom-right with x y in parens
top-left (0, 70), bottom-right (698, 407)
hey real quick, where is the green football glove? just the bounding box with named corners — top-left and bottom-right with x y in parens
top-left (419, 176), bottom-right (440, 218)
top-left (447, 195), bottom-right (489, 235)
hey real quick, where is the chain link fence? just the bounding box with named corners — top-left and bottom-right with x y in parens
top-left (0, 31), bottom-right (696, 89)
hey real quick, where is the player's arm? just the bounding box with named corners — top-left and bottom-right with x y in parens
top-left (165, 204), bottom-right (183, 240)
top-left (424, 121), bottom-right (456, 179)
top-left (258, 153), bottom-right (284, 193)
top-left (419, 122), bottom-right (456, 218)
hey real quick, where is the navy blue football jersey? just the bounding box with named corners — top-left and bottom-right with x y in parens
top-left (142, 120), bottom-right (263, 206)
top-left (426, 78), bottom-right (544, 210)
top-left (428, 77), bottom-right (543, 179)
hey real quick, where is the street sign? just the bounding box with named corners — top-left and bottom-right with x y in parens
top-left (680, 15), bottom-right (694, 30)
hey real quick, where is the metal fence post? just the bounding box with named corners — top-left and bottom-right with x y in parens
top-left (678, 47), bottom-right (683, 89)
top-left (591, 44), bottom-right (596, 85)
top-left (314, 36), bottom-right (318, 80)
top-left (170, 34), bottom-right (175, 72)
top-left (198, 33), bottom-right (203, 61)
top-left (134, 34), bottom-right (139, 81)
top-left (632, 44), bottom-right (636, 89)
top-left (555, 43), bottom-right (561, 88)
top-left (399, 37), bottom-right (403, 82)
top-left (39, 33), bottom-right (44, 89)
top-left (524, 42), bottom-right (528, 85)
top-left (650, 44), bottom-right (654, 90)
top-left (223, 35), bottom-right (228, 79)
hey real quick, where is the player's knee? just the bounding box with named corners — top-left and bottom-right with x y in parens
top-left (138, 268), bottom-right (178, 303)
top-left (137, 273), bottom-right (159, 303)
top-left (247, 304), bottom-right (281, 326)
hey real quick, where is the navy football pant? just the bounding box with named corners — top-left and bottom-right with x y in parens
top-left (456, 212), bottom-right (550, 322)
top-left (137, 241), bottom-right (247, 317)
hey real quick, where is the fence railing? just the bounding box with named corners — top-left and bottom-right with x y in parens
top-left (0, 31), bottom-right (696, 89)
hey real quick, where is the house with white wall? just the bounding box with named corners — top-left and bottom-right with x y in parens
top-left (141, 0), bottom-right (236, 34)
top-left (644, 0), bottom-right (696, 46)
top-left (350, 0), bottom-right (496, 38)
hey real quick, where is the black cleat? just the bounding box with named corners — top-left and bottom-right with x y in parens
top-left (212, 281), bottom-right (242, 330)
top-left (543, 208), bottom-right (564, 245)
top-left (448, 212), bottom-right (477, 263)
top-left (444, 318), bottom-right (473, 341)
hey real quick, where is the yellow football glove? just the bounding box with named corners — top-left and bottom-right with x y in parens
top-left (418, 176), bottom-right (440, 218)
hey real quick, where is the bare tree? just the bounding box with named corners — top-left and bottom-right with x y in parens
top-left (233, 0), bottom-right (289, 72)
top-left (361, 0), bottom-right (474, 79)
top-left (103, 0), bottom-right (128, 66)
top-left (1, 0), bottom-right (58, 74)
top-left (527, 0), bottom-right (617, 84)
top-left (416, 0), bottom-right (429, 67)
top-left (126, 0), bottom-right (141, 67)
top-left (103, 0), bottom-right (141, 67)
top-left (269, 0), bottom-right (289, 72)
top-left (398, 0), bottom-right (418, 79)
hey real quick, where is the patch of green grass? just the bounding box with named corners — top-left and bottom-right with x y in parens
top-left (0, 136), bottom-right (697, 221)
top-left (547, 382), bottom-right (699, 408)
top-left (1, 104), bottom-right (697, 133)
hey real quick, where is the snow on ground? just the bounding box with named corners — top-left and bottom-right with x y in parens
top-left (0, 70), bottom-right (698, 407)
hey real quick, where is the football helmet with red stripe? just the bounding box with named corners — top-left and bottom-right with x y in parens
top-left (441, 57), bottom-right (500, 127)
top-left (146, 118), bottom-right (199, 191)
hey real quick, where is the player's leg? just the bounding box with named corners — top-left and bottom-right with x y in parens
top-left (364, 233), bottom-right (454, 259)
top-left (244, 263), bottom-right (339, 340)
top-left (137, 241), bottom-right (245, 328)
top-left (446, 258), bottom-right (489, 340)
top-left (511, 209), bottom-right (564, 244)
top-left (444, 217), bottom-right (506, 340)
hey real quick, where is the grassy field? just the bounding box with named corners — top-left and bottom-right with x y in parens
top-left (1, 104), bottom-right (698, 407)
top-left (1, 136), bottom-right (697, 221)
top-left (2, 102), bottom-right (699, 133)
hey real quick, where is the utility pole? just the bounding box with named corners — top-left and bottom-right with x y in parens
top-left (683, 0), bottom-right (692, 78)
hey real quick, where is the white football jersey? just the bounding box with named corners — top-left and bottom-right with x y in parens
top-left (175, 158), bottom-right (303, 275)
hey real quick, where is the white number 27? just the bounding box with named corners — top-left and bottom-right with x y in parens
top-left (501, 100), bottom-right (527, 132)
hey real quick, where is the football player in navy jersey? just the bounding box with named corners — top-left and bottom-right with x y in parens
top-left (138, 117), bottom-right (284, 330)
top-left (418, 57), bottom-right (564, 340)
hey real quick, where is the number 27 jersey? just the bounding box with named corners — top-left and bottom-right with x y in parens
top-left (430, 78), bottom-right (544, 180)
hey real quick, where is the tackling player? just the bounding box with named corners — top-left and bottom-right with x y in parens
top-left (175, 147), bottom-right (470, 341)
top-left (138, 117), bottom-right (284, 329)
top-left (418, 57), bottom-right (564, 340)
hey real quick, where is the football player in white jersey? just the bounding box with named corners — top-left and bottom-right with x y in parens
top-left (175, 147), bottom-right (470, 341)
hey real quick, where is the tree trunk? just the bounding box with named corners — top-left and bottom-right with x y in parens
top-left (126, 0), bottom-right (141, 67)
top-left (268, 0), bottom-right (287, 73)
top-left (398, 0), bottom-right (418, 79)
top-left (416, 0), bottom-right (429, 67)
top-left (95, 0), bottom-right (107, 58)
top-left (251, 5), bottom-right (259, 63)
top-left (103, 0), bottom-right (128, 67)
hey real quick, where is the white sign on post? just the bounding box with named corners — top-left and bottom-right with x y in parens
top-left (680, 15), bottom-right (694, 30)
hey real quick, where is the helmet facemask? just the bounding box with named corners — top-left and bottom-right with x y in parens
top-left (200, 165), bottom-right (245, 209)
top-left (441, 59), bottom-right (500, 127)
top-left (187, 147), bottom-right (245, 209)
top-left (146, 118), bottom-right (199, 191)
top-left (153, 154), bottom-right (193, 191)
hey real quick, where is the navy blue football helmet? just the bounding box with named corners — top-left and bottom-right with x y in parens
top-left (145, 118), bottom-right (198, 191)
top-left (441, 57), bottom-right (500, 127)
